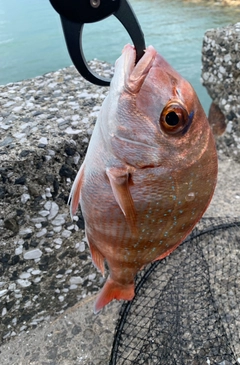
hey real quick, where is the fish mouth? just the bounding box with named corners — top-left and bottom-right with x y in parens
top-left (113, 45), bottom-right (157, 94)
top-left (123, 44), bottom-right (157, 93)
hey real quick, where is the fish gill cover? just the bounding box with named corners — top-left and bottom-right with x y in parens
top-left (110, 217), bottom-right (240, 365)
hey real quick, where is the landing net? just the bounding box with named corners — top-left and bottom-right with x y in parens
top-left (110, 217), bottom-right (240, 365)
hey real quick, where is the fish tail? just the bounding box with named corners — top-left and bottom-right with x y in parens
top-left (94, 277), bottom-right (135, 314)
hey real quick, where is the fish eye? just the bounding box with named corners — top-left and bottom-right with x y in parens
top-left (160, 100), bottom-right (189, 135)
top-left (165, 111), bottom-right (179, 126)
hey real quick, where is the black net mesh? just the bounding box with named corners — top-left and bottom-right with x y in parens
top-left (110, 217), bottom-right (240, 365)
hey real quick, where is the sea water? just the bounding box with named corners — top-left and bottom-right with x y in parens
top-left (0, 0), bottom-right (239, 112)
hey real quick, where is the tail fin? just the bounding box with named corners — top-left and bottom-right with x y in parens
top-left (94, 276), bottom-right (135, 314)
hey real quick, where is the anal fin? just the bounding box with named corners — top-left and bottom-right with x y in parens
top-left (87, 236), bottom-right (105, 277)
top-left (153, 241), bottom-right (181, 262)
top-left (94, 276), bottom-right (135, 314)
top-left (106, 167), bottom-right (137, 236)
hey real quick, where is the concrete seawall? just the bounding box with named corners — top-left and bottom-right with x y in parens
top-left (0, 62), bottom-right (115, 340)
top-left (1, 57), bottom-right (240, 363)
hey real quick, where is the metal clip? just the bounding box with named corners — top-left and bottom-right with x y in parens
top-left (49, 0), bottom-right (146, 86)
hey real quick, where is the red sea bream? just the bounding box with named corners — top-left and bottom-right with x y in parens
top-left (69, 45), bottom-right (218, 313)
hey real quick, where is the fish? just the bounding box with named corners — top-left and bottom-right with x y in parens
top-left (69, 44), bottom-right (218, 313)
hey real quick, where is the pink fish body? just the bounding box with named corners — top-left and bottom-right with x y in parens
top-left (69, 45), bottom-right (218, 313)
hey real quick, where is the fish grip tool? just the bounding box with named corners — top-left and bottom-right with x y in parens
top-left (49, 0), bottom-right (146, 86)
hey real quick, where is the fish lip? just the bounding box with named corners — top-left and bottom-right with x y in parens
top-left (122, 45), bottom-right (157, 93)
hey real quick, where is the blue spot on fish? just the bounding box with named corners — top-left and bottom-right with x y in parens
top-left (181, 110), bottom-right (194, 135)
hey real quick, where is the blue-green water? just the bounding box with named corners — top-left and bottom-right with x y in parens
top-left (0, 0), bottom-right (240, 112)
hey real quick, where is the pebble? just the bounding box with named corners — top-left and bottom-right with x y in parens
top-left (69, 277), bottom-right (83, 285)
top-left (88, 273), bottom-right (96, 281)
top-left (69, 284), bottom-right (78, 290)
top-left (76, 242), bottom-right (85, 252)
top-left (17, 279), bottom-right (32, 288)
top-left (62, 229), bottom-right (71, 238)
top-left (51, 214), bottom-right (66, 226)
top-left (39, 210), bottom-right (50, 217)
top-left (31, 217), bottom-right (46, 223)
top-left (8, 283), bottom-right (16, 291)
top-left (19, 272), bottom-right (31, 279)
top-left (44, 201), bottom-right (52, 210)
top-left (45, 188), bottom-right (52, 198)
top-left (15, 246), bottom-right (23, 255)
top-left (19, 228), bottom-right (33, 237)
top-left (31, 269), bottom-right (41, 276)
top-left (36, 228), bottom-right (47, 237)
top-left (0, 289), bottom-right (8, 298)
top-left (53, 226), bottom-right (62, 233)
top-left (21, 193), bottom-right (30, 204)
top-left (54, 238), bottom-right (62, 245)
top-left (65, 127), bottom-right (82, 135)
top-left (23, 249), bottom-right (43, 260)
top-left (47, 202), bottom-right (59, 220)
top-left (20, 325), bottom-right (28, 332)
top-left (39, 137), bottom-right (48, 145)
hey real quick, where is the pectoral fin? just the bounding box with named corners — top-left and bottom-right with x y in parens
top-left (68, 162), bottom-right (85, 218)
top-left (106, 167), bottom-right (137, 236)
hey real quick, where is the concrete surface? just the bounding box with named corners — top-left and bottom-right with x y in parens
top-left (0, 154), bottom-right (239, 365)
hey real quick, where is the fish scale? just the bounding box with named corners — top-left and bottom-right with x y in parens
top-left (69, 44), bottom-right (218, 313)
